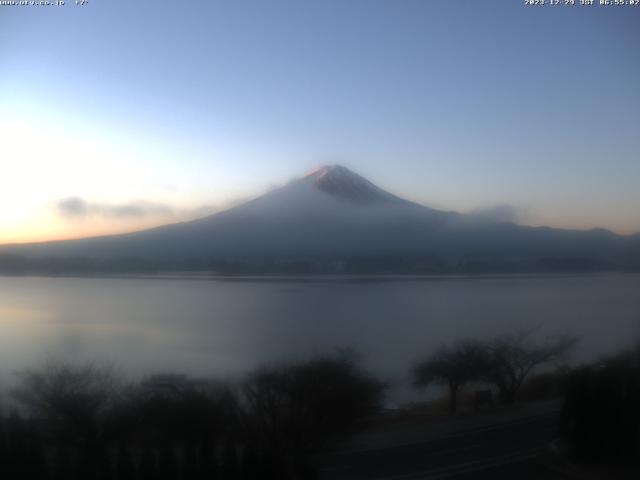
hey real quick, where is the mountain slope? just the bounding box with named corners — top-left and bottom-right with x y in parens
top-left (1, 165), bottom-right (638, 274)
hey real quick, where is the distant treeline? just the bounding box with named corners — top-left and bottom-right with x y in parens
top-left (2, 252), bottom-right (638, 276)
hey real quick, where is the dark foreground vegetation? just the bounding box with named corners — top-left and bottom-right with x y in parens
top-left (560, 346), bottom-right (640, 467)
top-left (0, 351), bottom-right (384, 480)
top-left (1, 339), bottom-right (638, 479)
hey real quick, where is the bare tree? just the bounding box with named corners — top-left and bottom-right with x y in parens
top-left (413, 339), bottom-right (489, 416)
top-left (240, 350), bottom-right (385, 477)
top-left (12, 358), bottom-right (121, 444)
top-left (12, 358), bottom-right (122, 479)
top-left (484, 328), bottom-right (579, 404)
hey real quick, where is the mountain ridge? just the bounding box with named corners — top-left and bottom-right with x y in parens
top-left (1, 165), bottom-right (639, 274)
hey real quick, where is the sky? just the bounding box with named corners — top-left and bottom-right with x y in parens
top-left (1, 0), bottom-right (639, 243)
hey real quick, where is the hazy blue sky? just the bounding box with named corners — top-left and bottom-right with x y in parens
top-left (1, 0), bottom-right (639, 242)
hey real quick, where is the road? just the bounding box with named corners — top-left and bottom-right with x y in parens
top-left (317, 411), bottom-right (566, 480)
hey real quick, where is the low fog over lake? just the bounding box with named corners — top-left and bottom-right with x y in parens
top-left (1, 273), bottom-right (638, 403)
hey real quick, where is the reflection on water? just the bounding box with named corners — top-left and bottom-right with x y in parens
top-left (1, 274), bottom-right (639, 402)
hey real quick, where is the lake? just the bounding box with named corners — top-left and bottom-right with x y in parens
top-left (1, 273), bottom-right (639, 403)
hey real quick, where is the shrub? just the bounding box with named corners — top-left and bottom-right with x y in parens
top-left (560, 347), bottom-right (640, 465)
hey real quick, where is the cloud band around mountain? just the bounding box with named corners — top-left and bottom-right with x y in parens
top-left (467, 204), bottom-right (529, 224)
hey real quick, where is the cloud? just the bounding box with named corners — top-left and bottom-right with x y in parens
top-left (56, 197), bottom-right (174, 219)
top-left (447, 204), bottom-right (531, 228)
top-left (55, 197), bottom-right (225, 223)
top-left (466, 204), bottom-right (529, 224)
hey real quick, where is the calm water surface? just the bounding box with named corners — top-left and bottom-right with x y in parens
top-left (1, 274), bottom-right (639, 402)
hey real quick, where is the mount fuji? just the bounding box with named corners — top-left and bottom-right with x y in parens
top-left (1, 165), bottom-right (638, 274)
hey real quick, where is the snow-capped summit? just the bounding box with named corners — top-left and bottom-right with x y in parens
top-left (305, 165), bottom-right (408, 205)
